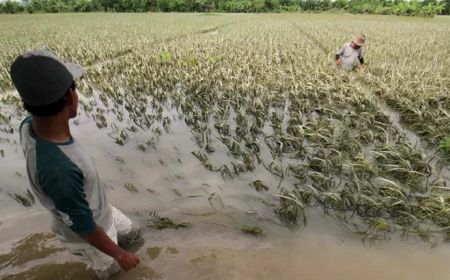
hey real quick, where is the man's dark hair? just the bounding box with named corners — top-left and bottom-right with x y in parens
top-left (23, 82), bottom-right (75, 117)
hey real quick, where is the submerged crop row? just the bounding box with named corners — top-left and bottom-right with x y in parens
top-left (1, 14), bottom-right (449, 244)
top-left (291, 14), bottom-right (450, 145)
top-left (0, 13), bottom-right (245, 90)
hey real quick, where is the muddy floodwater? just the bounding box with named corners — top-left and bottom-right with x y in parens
top-left (1, 95), bottom-right (450, 280)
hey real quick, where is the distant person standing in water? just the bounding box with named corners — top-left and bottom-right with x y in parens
top-left (335, 34), bottom-right (366, 71)
top-left (10, 49), bottom-right (141, 279)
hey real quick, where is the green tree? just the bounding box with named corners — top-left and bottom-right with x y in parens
top-left (73, 0), bottom-right (93, 11)
top-left (92, 0), bottom-right (115, 11)
top-left (265, 0), bottom-right (279, 10)
top-left (444, 0), bottom-right (450, 14)
top-left (2, 0), bottom-right (25, 13)
top-left (44, 0), bottom-right (68, 12)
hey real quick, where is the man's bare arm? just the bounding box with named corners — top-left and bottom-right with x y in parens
top-left (83, 226), bottom-right (140, 271)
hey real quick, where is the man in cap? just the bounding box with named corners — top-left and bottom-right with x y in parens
top-left (10, 49), bottom-right (141, 279)
top-left (335, 34), bottom-right (366, 71)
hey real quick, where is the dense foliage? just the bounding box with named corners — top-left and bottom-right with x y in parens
top-left (0, 0), bottom-right (447, 15)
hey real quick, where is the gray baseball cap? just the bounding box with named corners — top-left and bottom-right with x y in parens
top-left (10, 49), bottom-right (85, 106)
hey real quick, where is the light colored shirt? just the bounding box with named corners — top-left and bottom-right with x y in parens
top-left (336, 43), bottom-right (364, 70)
top-left (20, 116), bottom-right (112, 243)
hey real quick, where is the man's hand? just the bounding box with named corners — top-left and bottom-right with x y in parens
top-left (83, 226), bottom-right (140, 272)
top-left (115, 251), bottom-right (140, 271)
top-left (336, 58), bottom-right (342, 66)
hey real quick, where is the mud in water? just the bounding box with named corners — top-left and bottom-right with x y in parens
top-left (2, 212), bottom-right (450, 280)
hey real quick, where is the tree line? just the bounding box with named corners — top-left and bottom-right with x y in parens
top-left (0, 0), bottom-right (448, 16)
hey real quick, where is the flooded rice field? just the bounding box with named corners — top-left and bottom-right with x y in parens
top-left (1, 90), bottom-right (450, 279)
top-left (1, 13), bottom-right (450, 280)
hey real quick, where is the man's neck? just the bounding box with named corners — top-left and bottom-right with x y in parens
top-left (32, 115), bottom-right (72, 144)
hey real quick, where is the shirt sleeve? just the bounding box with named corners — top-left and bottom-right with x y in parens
top-left (359, 48), bottom-right (364, 59)
top-left (41, 166), bottom-right (97, 236)
top-left (358, 49), bottom-right (364, 64)
top-left (336, 44), bottom-right (346, 56)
